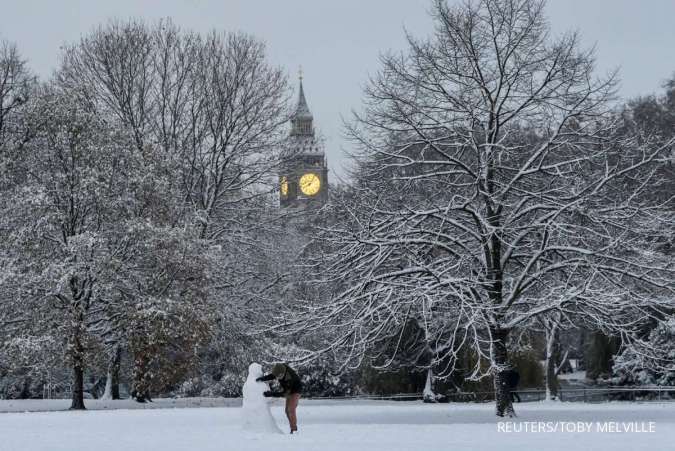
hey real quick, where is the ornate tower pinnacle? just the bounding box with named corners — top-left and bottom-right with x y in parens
top-left (291, 73), bottom-right (314, 136)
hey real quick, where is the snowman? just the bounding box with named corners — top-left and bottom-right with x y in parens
top-left (241, 362), bottom-right (282, 434)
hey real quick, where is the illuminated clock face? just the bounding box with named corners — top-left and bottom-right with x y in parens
top-left (280, 176), bottom-right (289, 197)
top-left (299, 173), bottom-right (321, 196)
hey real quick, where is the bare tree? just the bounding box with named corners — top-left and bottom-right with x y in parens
top-left (58, 20), bottom-right (155, 153)
top-left (0, 40), bottom-right (34, 151)
top-left (184, 31), bottom-right (289, 239)
top-left (58, 20), bottom-right (290, 236)
top-left (285, 0), bottom-right (674, 416)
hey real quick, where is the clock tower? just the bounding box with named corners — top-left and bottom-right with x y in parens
top-left (279, 75), bottom-right (328, 208)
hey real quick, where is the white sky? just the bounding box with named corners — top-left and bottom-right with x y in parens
top-left (1, 0), bottom-right (673, 179)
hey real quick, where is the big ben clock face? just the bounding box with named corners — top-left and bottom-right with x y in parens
top-left (299, 172), bottom-right (321, 196)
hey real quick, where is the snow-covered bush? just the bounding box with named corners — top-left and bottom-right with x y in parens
top-left (613, 318), bottom-right (675, 386)
top-left (176, 373), bottom-right (245, 398)
top-left (0, 335), bottom-right (63, 399)
top-left (299, 364), bottom-right (356, 397)
top-left (200, 373), bottom-right (245, 398)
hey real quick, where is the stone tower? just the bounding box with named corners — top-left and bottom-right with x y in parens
top-left (279, 75), bottom-right (328, 209)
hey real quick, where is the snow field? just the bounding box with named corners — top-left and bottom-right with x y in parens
top-left (0, 400), bottom-right (673, 451)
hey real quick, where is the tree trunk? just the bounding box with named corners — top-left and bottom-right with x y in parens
top-left (423, 367), bottom-right (437, 403)
top-left (70, 342), bottom-right (86, 410)
top-left (132, 353), bottom-right (151, 403)
top-left (20, 377), bottom-right (31, 399)
top-left (111, 346), bottom-right (121, 399)
top-left (545, 323), bottom-right (559, 401)
top-left (491, 327), bottom-right (514, 417)
top-left (103, 344), bottom-right (122, 400)
top-left (68, 277), bottom-right (90, 410)
top-left (102, 371), bottom-right (113, 400)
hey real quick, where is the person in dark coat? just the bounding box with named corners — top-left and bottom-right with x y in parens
top-left (502, 368), bottom-right (521, 403)
top-left (257, 363), bottom-right (303, 434)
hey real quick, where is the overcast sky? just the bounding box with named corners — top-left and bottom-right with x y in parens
top-left (1, 0), bottom-right (673, 178)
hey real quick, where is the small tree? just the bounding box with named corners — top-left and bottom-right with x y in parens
top-left (129, 297), bottom-right (210, 402)
top-left (537, 314), bottom-right (571, 400)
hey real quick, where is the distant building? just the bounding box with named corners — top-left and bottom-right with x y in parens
top-left (279, 76), bottom-right (328, 209)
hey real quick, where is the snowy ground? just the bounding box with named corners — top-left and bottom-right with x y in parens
top-left (0, 396), bottom-right (240, 413)
top-left (1, 399), bottom-right (673, 451)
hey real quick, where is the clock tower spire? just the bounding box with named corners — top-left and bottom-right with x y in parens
top-left (280, 72), bottom-right (328, 208)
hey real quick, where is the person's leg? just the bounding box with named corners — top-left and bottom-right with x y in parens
top-left (284, 395), bottom-right (291, 430)
top-left (287, 393), bottom-right (300, 433)
top-left (512, 391), bottom-right (521, 403)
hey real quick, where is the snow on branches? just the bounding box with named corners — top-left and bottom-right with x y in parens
top-left (283, 0), bottom-right (675, 417)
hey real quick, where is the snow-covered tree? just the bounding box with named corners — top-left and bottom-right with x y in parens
top-left (49, 19), bottom-right (294, 399)
top-left (283, 0), bottom-right (674, 417)
top-left (0, 335), bottom-right (61, 398)
top-left (0, 85), bottom-right (135, 408)
top-left (613, 317), bottom-right (675, 386)
top-left (0, 39), bottom-right (35, 155)
top-left (0, 40), bottom-right (34, 341)
top-left (538, 314), bottom-right (571, 400)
